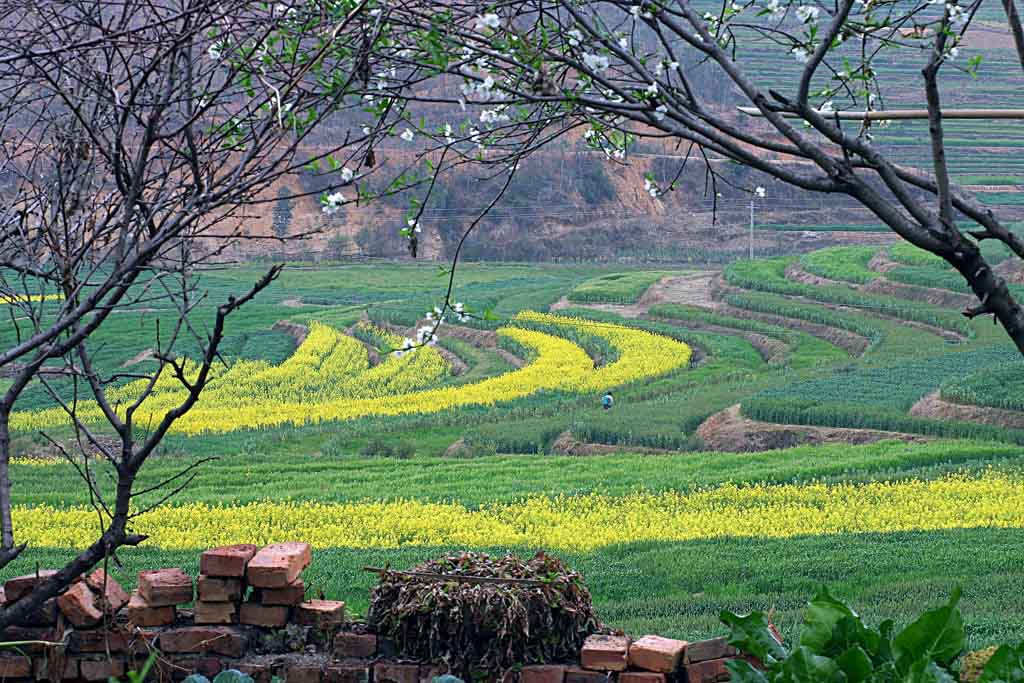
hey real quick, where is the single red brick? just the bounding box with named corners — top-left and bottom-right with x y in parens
top-left (325, 664), bottom-right (370, 683)
top-left (629, 636), bottom-right (688, 673)
top-left (374, 663), bottom-right (419, 683)
top-left (80, 657), bottom-right (127, 681)
top-left (685, 638), bottom-right (737, 664)
top-left (333, 632), bottom-right (377, 658)
top-left (254, 579), bottom-right (305, 605)
top-left (200, 544), bottom-right (260, 578)
top-left (159, 626), bottom-right (246, 657)
top-left (237, 662), bottom-right (273, 683)
top-left (138, 568), bottom-right (193, 606)
top-left (0, 626), bottom-right (54, 655)
top-left (57, 581), bottom-right (104, 628)
top-left (619, 673), bottom-right (666, 683)
top-left (521, 665), bottom-right (566, 683)
top-left (564, 666), bottom-right (606, 683)
top-left (239, 602), bottom-right (290, 627)
top-left (85, 569), bottom-right (130, 614)
top-left (197, 575), bottom-right (244, 602)
top-left (246, 543), bottom-right (312, 588)
top-left (34, 654), bottom-right (78, 680)
top-left (685, 659), bottom-right (730, 683)
top-left (3, 570), bottom-right (58, 603)
top-left (295, 600), bottom-right (345, 628)
top-left (287, 663), bottom-right (324, 683)
top-left (581, 634), bottom-right (631, 671)
top-left (70, 627), bottom-right (132, 653)
top-left (0, 655), bottom-right (31, 678)
top-left (127, 590), bottom-right (176, 627)
top-left (194, 601), bottom-right (238, 625)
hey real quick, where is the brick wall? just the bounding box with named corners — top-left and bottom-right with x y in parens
top-left (0, 544), bottom-right (756, 683)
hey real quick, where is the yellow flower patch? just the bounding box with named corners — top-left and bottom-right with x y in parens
top-left (15, 473), bottom-right (1023, 550)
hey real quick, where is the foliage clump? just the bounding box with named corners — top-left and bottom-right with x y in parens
top-left (367, 552), bottom-right (601, 673)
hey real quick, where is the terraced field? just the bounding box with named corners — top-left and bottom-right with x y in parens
top-left (5, 251), bottom-right (1024, 645)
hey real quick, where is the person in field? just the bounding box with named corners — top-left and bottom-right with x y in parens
top-left (601, 392), bottom-right (614, 410)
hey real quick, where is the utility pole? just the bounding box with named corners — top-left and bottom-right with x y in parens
top-left (749, 200), bottom-right (755, 260)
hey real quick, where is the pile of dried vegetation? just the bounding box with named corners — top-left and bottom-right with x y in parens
top-left (367, 551), bottom-right (602, 673)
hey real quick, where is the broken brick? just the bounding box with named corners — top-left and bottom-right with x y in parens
top-left (85, 569), bottom-right (130, 614)
top-left (57, 581), bottom-right (104, 628)
top-left (629, 636), bottom-right (688, 674)
top-left (197, 576), bottom-right (243, 602)
top-left (246, 543), bottom-right (312, 588)
top-left (138, 568), bottom-right (193, 606)
top-left (581, 634), bottom-right (631, 671)
top-left (619, 673), bottom-right (666, 683)
top-left (127, 590), bottom-right (176, 627)
top-left (295, 600), bottom-right (345, 629)
top-left (239, 602), bottom-right (289, 627)
top-left (194, 601), bottom-right (238, 625)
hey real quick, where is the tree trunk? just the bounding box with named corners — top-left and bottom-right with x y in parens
top-left (0, 409), bottom-right (14, 550)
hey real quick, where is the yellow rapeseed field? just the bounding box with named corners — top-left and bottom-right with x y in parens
top-left (14, 472), bottom-right (1022, 550)
top-left (11, 315), bottom-right (691, 434)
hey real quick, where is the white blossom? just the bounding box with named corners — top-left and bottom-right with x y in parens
top-left (819, 100), bottom-right (834, 113)
top-left (946, 2), bottom-right (966, 25)
top-left (475, 13), bottom-right (501, 31)
top-left (755, 186), bottom-right (766, 198)
top-left (947, 45), bottom-right (960, 60)
top-left (443, 123), bottom-right (454, 143)
top-left (340, 167), bottom-right (354, 183)
top-left (765, 0), bottom-right (784, 16)
top-left (361, 125), bottom-right (371, 135)
top-left (645, 81), bottom-right (659, 96)
top-left (796, 5), bottom-right (820, 22)
top-left (644, 178), bottom-right (660, 198)
top-left (582, 53), bottom-right (611, 72)
top-left (653, 104), bottom-right (668, 121)
top-left (322, 192), bottom-right (345, 214)
top-left (480, 108), bottom-right (511, 125)
top-left (407, 218), bottom-right (421, 233)
top-left (400, 128), bottom-right (415, 142)
top-left (567, 29), bottom-right (583, 47)
top-left (618, 37), bottom-right (629, 50)
top-left (792, 46), bottom-right (810, 63)
top-left (208, 42), bottom-right (223, 60)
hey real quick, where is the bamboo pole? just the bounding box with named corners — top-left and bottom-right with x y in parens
top-left (737, 107), bottom-right (1024, 120)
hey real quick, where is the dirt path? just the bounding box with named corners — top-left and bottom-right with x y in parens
top-left (910, 390), bottom-right (1024, 430)
top-left (696, 404), bottom-right (930, 452)
top-left (550, 272), bottom-right (718, 318)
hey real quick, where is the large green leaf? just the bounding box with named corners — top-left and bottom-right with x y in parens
top-left (978, 643), bottom-right (1024, 683)
top-left (801, 587), bottom-right (858, 653)
top-left (725, 659), bottom-right (770, 683)
top-left (776, 646), bottom-right (842, 683)
top-left (834, 646), bottom-right (872, 683)
top-left (722, 610), bottom-right (789, 664)
top-left (893, 588), bottom-right (965, 673)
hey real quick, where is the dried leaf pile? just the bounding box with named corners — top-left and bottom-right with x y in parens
top-left (367, 551), bottom-right (602, 673)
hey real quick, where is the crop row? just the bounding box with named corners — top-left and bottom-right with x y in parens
top-left (799, 246), bottom-right (879, 285)
top-left (567, 271), bottom-right (675, 304)
top-left (724, 257), bottom-right (973, 336)
top-left (940, 363), bottom-right (1024, 413)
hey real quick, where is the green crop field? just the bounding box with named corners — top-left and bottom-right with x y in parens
top-left (5, 244), bottom-right (1024, 648)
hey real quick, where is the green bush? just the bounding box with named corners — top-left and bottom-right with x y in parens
top-left (800, 246), bottom-right (879, 284)
top-left (568, 271), bottom-right (675, 304)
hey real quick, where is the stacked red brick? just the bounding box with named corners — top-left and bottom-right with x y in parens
top-left (543, 634), bottom-right (739, 683)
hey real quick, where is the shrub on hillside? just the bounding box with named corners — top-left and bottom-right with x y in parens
top-left (367, 552), bottom-right (602, 673)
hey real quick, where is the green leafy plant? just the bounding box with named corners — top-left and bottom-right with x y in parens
top-left (721, 588), bottom-right (1024, 683)
top-left (183, 669), bottom-right (255, 683)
